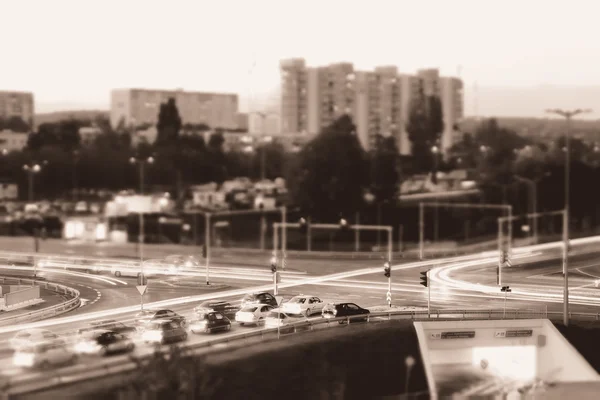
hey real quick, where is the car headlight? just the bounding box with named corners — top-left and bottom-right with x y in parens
top-left (13, 352), bottom-right (35, 367)
top-left (75, 341), bottom-right (101, 354)
top-left (142, 331), bottom-right (163, 342)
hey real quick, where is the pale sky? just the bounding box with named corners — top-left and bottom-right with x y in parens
top-left (2, 0), bottom-right (600, 117)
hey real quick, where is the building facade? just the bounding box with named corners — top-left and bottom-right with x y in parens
top-left (248, 112), bottom-right (281, 136)
top-left (0, 91), bottom-right (35, 129)
top-left (0, 130), bottom-right (28, 152)
top-left (110, 88), bottom-right (239, 131)
top-left (278, 59), bottom-right (463, 155)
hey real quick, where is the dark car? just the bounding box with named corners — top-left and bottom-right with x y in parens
top-left (74, 330), bottom-right (135, 356)
top-left (141, 320), bottom-right (188, 344)
top-left (134, 309), bottom-right (187, 329)
top-left (322, 303), bottom-right (370, 323)
top-left (78, 320), bottom-right (137, 336)
top-left (194, 300), bottom-right (238, 318)
top-left (241, 292), bottom-right (278, 308)
top-left (189, 311), bottom-right (232, 334)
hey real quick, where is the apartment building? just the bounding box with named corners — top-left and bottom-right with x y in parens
top-left (0, 91), bottom-right (35, 129)
top-left (279, 59), bottom-right (463, 155)
top-left (110, 88), bottom-right (239, 130)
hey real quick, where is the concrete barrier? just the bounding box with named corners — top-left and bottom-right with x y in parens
top-left (4, 286), bottom-right (40, 307)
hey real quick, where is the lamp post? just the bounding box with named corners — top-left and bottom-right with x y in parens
top-left (72, 150), bottom-right (80, 202)
top-left (514, 174), bottom-right (548, 245)
top-left (23, 162), bottom-right (44, 202)
top-left (129, 155), bottom-right (155, 266)
top-left (545, 108), bottom-right (592, 327)
top-left (255, 112), bottom-right (276, 181)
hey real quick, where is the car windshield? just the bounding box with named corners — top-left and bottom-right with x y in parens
top-left (241, 306), bottom-right (258, 312)
top-left (289, 297), bottom-right (306, 304)
top-left (146, 322), bottom-right (166, 330)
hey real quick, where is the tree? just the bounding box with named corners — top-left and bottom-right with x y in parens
top-left (370, 134), bottom-right (400, 205)
top-left (289, 115), bottom-right (368, 221)
top-left (406, 93), bottom-right (444, 173)
top-left (156, 98), bottom-right (182, 145)
top-left (208, 129), bottom-right (225, 152)
top-left (4, 116), bottom-right (30, 132)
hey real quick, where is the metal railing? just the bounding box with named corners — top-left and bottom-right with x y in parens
top-left (5, 306), bottom-right (599, 396)
top-left (0, 277), bottom-right (80, 327)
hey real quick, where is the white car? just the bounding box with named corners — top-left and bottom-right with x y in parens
top-left (111, 260), bottom-right (162, 278)
top-left (13, 339), bottom-right (77, 369)
top-left (235, 304), bottom-right (275, 326)
top-left (264, 310), bottom-right (309, 333)
top-left (281, 295), bottom-right (325, 317)
top-left (9, 329), bottom-right (60, 350)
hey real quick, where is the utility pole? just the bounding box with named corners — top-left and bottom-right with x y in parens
top-left (419, 203), bottom-right (424, 260)
top-left (205, 213), bottom-right (211, 285)
top-left (129, 156), bottom-right (154, 266)
top-left (501, 286), bottom-right (511, 318)
top-left (545, 108), bottom-right (592, 327)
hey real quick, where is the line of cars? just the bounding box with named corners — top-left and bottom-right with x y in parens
top-left (8, 292), bottom-right (372, 370)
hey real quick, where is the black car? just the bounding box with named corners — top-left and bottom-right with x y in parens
top-left (241, 292), bottom-right (278, 308)
top-left (322, 303), bottom-right (370, 323)
top-left (194, 300), bottom-right (238, 318)
top-left (75, 330), bottom-right (135, 356)
top-left (134, 309), bottom-right (187, 329)
top-left (78, 320), bottom-right (137, 336)
top-left (189, 311), bottom-right (232, 334)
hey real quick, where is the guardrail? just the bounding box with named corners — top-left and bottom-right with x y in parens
top-left (5, 306), bottom-right (600, 396)
top-left (0, 277), bottom-right (80, 327)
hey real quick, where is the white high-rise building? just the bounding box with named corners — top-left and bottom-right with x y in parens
top-left (279, 59), bottom-right (463, 155)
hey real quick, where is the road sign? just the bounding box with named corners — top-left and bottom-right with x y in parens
top-left (136, 285), bottom-right (147, 296)
top-left (386, 291), bottom-right (392, 305)
top-left (137, 274), bottom-right (148, 286)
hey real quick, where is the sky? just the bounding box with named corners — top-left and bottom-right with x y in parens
top-left (2, 0), bottom-right (600, 118)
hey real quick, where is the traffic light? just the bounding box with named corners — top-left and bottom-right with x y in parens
top-left (270, 256), bottom-right (277, 273)
top-left (201, 245), bottom-right (207, 259)
top-left (420, 271), bottom-right (428, 287)
top-left (299, 217), bottom-right (308, 234)
top-left (501, 285), bottom-right (511, 293)
top-left (384, 262), bottom-right (391, 278)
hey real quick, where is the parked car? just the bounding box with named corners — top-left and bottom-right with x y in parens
top-left (240, 292), bottom-right (279, 308)
top-left (235, 304), bottom-right (275, 326)
top-left (264, 310), bottom-right (310, 334)
top-left (189, 311), bottom-right (232, 334)
top-left (74, 330), bottom-right (135, 356)
top-left (13, 339), bottom-right (77, 369)
top-left (142, 320), bottom-right (188, 344)
top-left (281, 295), bottom-right (325, 316)
top-left (322, 303), bottom-right (370, 323)
top-left (134, 309), bottom-right (187, 329)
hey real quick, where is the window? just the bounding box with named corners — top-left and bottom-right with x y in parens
top-left (347, 304), bottom-right (359, 310)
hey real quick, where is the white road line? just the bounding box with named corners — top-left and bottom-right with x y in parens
top-left (369, 296), bottom-right (381, 299)
top-left (325, 293), bottom-right (339, 296)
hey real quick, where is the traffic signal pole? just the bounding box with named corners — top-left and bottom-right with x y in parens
top-left (205, 213), bottom-right (211, 285)
top-left (427, 270), bottom-right (431, 318)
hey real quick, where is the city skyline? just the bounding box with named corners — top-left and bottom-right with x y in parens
top-left (3, 0), bottom-right (600, 118)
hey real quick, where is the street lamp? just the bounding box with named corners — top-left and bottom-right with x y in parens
top-left (129, 155), bottom-right (155, 265)
top-left (255, 112), bottom-right (277, 180)
top-left (545, 108), bottom-right (592, 327)
top-left (23, 162), bottom-right (45, 202)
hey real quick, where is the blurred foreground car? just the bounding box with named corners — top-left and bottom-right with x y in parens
top-left (10, 329), bottom-right (60, 350)
top-left (134, 309), bottom-right (187, 329)
top-left (74, 330), bottom-right (135, 356)
top-left (142, 320), bottom-right (188, 344)
top-left (78, 320), bottom-right (137, 336)
top-left (235, 304), bottom-right (274, 326)
top-left (281, 295), bottom-right (324, 316)
top-left (264, 310), bottom-right (310, 333)
top-left (240, 292), bottom-right (279, 308)
top-left (189, 311), bottom-right (231, 334)
top-left (194, 300), bottom-right (238, 318)
top-left (322, 303), bottom-right (370, 323)
top-left (13, 340), bottom-right (77, 369)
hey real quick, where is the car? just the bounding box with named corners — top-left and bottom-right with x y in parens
top-left (281, 295), bottom-right (325, 317)
top-left (264, 310), bottom-right (310, 333)
top-left (134, 309), bottom-right (187, 329)
top-left (193, 300), bottom-right (238, 318)
top-left (164, 255), bottom-right (200, 270)
top-left (13, 339), bottom-right (77, 369)
top-left (235, 304), bottom-right (275, 326)
top-left (74, 330), bottom-right (135, 356)
top-left (189, 311), bottom-right (232, 334)
top-left (9, 329), bottom-right (60, 350)
top-left (322, 302), bottom-right (370, 323)
top-left (77, 320), bottom-right (137, 336)
top-left (240, 292), bottom-right (279, 308)
top-left (142, 320), bottom-right (188, 344)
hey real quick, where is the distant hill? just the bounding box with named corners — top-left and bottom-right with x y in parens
top-left (461, 116), bottom-right (600, 143)
top-left (35, 110), bottom-right (108, 127)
